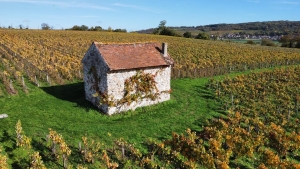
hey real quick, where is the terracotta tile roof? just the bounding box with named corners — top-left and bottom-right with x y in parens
top-left (94, 42), bottom-right (172, 71)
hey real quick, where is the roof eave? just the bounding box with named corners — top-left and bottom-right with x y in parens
top-left (108, 64), bottom-right (170, 73)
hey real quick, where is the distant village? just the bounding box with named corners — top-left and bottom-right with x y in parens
top-left (217, 33), bottom-right (283, 41)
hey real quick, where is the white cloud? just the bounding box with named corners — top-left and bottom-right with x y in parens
top-left (111, 3), bottom-right (161, 13)
top-left (0, 0), bottom-right (114, 10)
top-left (278, 1), bottom-right (300, 4)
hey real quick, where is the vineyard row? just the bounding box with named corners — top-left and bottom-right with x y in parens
top-left (1, 29), bottom-right (300, 96)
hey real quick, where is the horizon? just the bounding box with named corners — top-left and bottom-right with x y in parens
top-left (0, 0), bottom-right (299, 31)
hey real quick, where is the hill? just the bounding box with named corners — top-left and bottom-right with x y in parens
top-left (137, 20), bottom-right (300, 36)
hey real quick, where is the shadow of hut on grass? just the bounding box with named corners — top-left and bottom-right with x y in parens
top-left (40, 82), bottom-right (98, 112)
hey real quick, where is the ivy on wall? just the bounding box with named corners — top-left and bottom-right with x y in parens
top-left (119, 70), bottom-right (159, 106)
top-left (89, 66), bottom-right (115, 107)
top-left (89, 67), bottom-right (170, 109)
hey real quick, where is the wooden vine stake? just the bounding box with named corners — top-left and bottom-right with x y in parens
top-left (21, 76), bottom-right (28, 93)
top-left (46, 74), bottom-right (51, 85)
top-left (21, 76), bottom-right (25, 87)
top-left (35, 76), bottom-right (40, 87)
top-left (9, 79), bottom-right (17, 94)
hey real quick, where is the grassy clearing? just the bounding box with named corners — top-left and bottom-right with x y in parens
top-left (1, 66), bottom-right (294, 168)
top-left (0, 77), bottom-right (222, 156)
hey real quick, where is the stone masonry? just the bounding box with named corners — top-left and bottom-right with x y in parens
top-left (82, 42), bottom-right (173, 115)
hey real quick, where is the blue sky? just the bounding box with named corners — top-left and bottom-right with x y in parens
top-left (0, 0), bottom-right (299, 31)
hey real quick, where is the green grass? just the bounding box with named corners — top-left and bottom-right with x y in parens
top-left (0, 77), bottom-right (222, 157)
top-left (1, 66), bottom-right (294, 167)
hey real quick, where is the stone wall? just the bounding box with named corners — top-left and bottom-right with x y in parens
top-left (82, 43), bottom-right (172, 115)
top-left (82, 44), bottom-right (109, 110)
top-left (106, 66), bottom-right (171, 115)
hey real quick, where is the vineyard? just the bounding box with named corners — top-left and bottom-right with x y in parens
top-left (205, 66), bottom-right (300, 168)
top-left (1, 29), bottom-right (300, 96)
top-left (2, 66), bottom-right (300, 168)
top-left (1, 29), bottom-right (300, 168)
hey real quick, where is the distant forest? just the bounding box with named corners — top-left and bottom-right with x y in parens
top-left (195, 21), bottom-right (300, 35)
top-left (138, 21), bottom-right (300, 36)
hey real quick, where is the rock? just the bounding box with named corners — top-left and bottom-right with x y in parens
top-left (0, 114), bottom-right (8, 119)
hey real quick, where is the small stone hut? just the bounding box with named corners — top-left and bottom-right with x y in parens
top-left (81, 42), bottom-right (174, 115)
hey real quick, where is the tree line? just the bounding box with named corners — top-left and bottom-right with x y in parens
top-left (138, 20), bottom-right (300, 37)
top-left (195, 20), bottom-right (300, 36)
top-left (152, 20), bottom-right (211, 39)
top-left (0, 23), bottom-right (127, 32)
top-left (65, 25), bottom-right (127, 32)
top-left (154, 20), bottom-right (300, 48)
